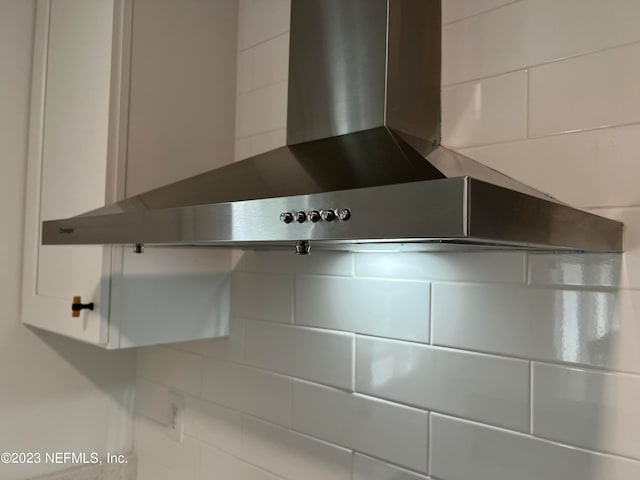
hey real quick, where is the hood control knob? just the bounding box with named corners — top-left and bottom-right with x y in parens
top-left (295, 211), bottom-right (307, 223)
top-left (321, 209), bottom-right (336, 222)
top-left (308, 210), bottom-right (321, 223)
top-left (280, 212), bottom-right (293, 224)
top-left (338, 208), bottom-right (351, 221)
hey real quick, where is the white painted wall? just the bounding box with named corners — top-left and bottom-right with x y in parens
top-left (135, 1), bottom-right (640, 479)
top-left (0, 2), bottom-right (135, 479)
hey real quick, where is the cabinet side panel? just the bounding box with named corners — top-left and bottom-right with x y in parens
top-left (116, 248), bottom-right (230, 348)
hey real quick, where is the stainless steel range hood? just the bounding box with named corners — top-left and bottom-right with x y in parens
top-left (42, 0), bottom-right (623, 254)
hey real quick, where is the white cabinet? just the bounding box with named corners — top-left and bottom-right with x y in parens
top-left (22, 0), bottom-right (238, 348)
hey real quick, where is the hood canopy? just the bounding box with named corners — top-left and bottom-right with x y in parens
top-left (42, 0), bottom-right (623, 254)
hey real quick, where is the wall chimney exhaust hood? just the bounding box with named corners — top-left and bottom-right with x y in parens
top-left (42, 0), bottom-right (623, 254)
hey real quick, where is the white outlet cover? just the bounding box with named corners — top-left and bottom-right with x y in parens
top-left (167, 390), bottom-right (185, 443)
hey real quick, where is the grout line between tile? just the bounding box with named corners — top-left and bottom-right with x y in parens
top-left (529, 361), bottom-right (534, 434)
top-left (291, 272), bottom-right (297, 325)
top-left (236, 126), bottom-right (287, 142)
top-left (350, 252), bottom-right (356, 278)
top-left (351, 334), bottom-right (357, 392)
top-left (238, 31), bottom-right (290, 53)
top-left (454, 119), bottom-right (640, 153)
top-left (523, 251), bottom-right (530, 285)
top-left (350, 450), bottom-right (356, 479)
top-left (240, 413), bottom-right (246, 459)
top-left (237, 78), bottom-right (288, 97)
top-left (426, 411), bottom-right (432, 476)
top-left (197, 353), bottom-right (205, 398)
top-left (587, 204), bottom-right (640, 211)
top-left (200, 423), bottom-right (290, 479)
top-left (351, 452), bottom-right (432, 478)
top-left (432, 412), bottom-right (640, 463)
top-left (442, 0), bottom-right (524, 26)
top-left (196, 438), bottom-right (204, 480)
top-left (442, 38), bottom-right (640, 88)
top-left (525, 68), bottom-right (531, 139)
top-left (430, 278), bottom-right (618, 293)
top-left (170, 315), bottom-right (640, 383)
top-left (242, 314), bottom-right (248, 364)
top-left (428, 282), bottom-right (434, 345)
top-left (441, 67), bottom-right (527, 90)
top-left (288, 377), bottom-right (294, 428)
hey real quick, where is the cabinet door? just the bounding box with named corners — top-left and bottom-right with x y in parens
top-left (22, 0), bottom-right (119, 345)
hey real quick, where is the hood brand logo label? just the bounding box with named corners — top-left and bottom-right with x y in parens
top-left (59, 227), bottom-right (74, 234)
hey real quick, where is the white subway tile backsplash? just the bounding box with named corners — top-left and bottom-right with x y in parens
top-left (442, 70), bottom-right (527, 147)
top-left (529, 43), bottom-right (640, 137)
top-left (432, 284), bottom-right (640, 374)
top-left (200, 443), bottom-right (283, 480)
top-left (528, 253), bottom-right (622, 288)
top-left (295, 275), bottom-right (430, 343)
top-left (135, 416), bottom-right (200, 480)
top-left (532, 363), bottom-right (640, 460)
top-left (430, 414), bottom-right (640, 480)
top-left (245, 320), bottom-right (354, 390)
top-left (235, 0), bottom-right (289, 163)
top-left (354, 251), bottom-right (525, 283)
top-left (135, 378), bottom-right (171, 426)
top-left (252, 34), bottom-right (289, 90)
top-left (352, 454), bottom-right (430, 480)
top-left (200, 444), bottom-right (246, 479)
top-left (356, 337), bottom-right (530, 432)
top-left (137, 347), bottom-right (203, 397)
top-left (291, 380), bottom-right (429, 472)
top-left (242, 416), bottom-right (352, 480)
top-left (291, 381), bottom-right (352, 447)
top-left (238, 0), bottom-right (290, 51)
top-left (236, 82), bottom-right (287, 138)
top-left (238, 33), bottom-right (289, 96)
top-left (242, 250), bottom-right (353, 276)
top-left (235, 137), bottom-right (253, 161)
top-left (169, 316), bottom-right (245, 364)
top-left (459, 124), bottom-right (640, 209)
top-left (442, 0), bottom-right (520, 24)
top-left (251, 128), bottom-right (287, 156)
top-left (349, 394), bottom-right (429, 473)
top-left (443, 0), bottom-right (640, 84)
top-left (231, 273), bottom-right (293, 323)
top-left (201, 359), bottom-right (291, 427)
top-left (236, 49), bottom-right (253, 95)
top-left (238, 0), bottom-right (256, 10)
top-left (593, 207), bottom-right (640, 290)
top-left (138, 455), bottom-right (184, 480)
top-left (185, 395), bottom-right (242, 456)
